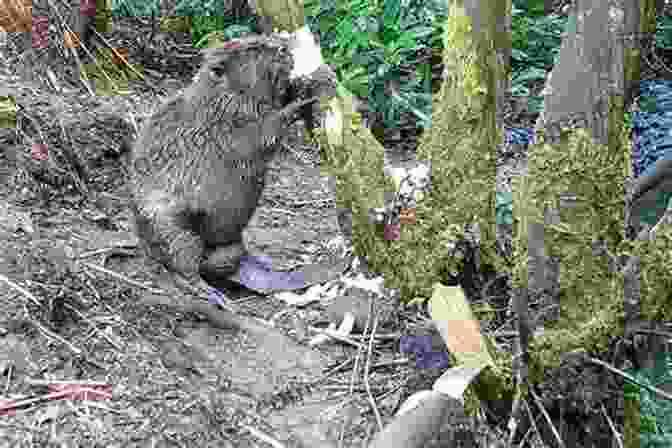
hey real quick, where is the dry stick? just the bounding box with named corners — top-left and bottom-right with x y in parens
top-left (516, 427), bottom-right (533, 448)
top-left (78, 246), bottom-right (136, 259)
top-left (630, 327), bottom-right (672, 339)
top-left (521, 401), bottom-right (540, 448)
top-left (89, 26), bottom-right (145, 81)
top-left (82, 271), bottom-right (127, 317)
top-left (618, 199), bottom-right (672, 276)
top-left (507, 391), bottom-right (523, 447)
top-left (309, 327), bottom-right (372, 352)
top-left (507, 286), bottom-right (530, 446)
top-left (45, 0), bottom-right (95, 96)
top-left (44, 67), bottom-right (62, 91)
top-left (268, 207), bottom-right (300, 216)
top-left (0, 273), bottom-right (41, 306)
top-left (3, 365), bottom-right (12, 397)
top-left (600, 403), bottom-right (624, 448)
top-left (338, 297), bottom-right (374, 448)
top-left (585, 355), bottom-right (672, 402)
top-left (56, 102), bottom-right (88, 194)
top-left (364, 312), bottom-right (383, 432)
top-left (529, 387), bottom-right (566, 448)
top-left (291, 198), bottom-right (335, 206)
top-left (25, 379), bottom-right (110, 386)
top-left (81, 261), bottom-right (164, 294)
top-left (62, 302), bottom-right (123, 350)
top-left (25, 318), bottom-right (82, 355)
top-left (241, 424), bottom-right (286, 448)
top-left (362, 423), bottom-right (375, 448)
top-left (479, 272), bottom-right (508, 301)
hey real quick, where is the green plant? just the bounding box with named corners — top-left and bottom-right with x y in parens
top-left (511, 1), bottom-right (565, 114)
top-left (114, 0), bottom-right (257, 48)
top-left (173, 0), bottom-right (258, 48)
top-left (305, 0), bottom-right (445, 129)
top-left (627, 356), bottom-right (672, 445)
top-left (657, 14), bottom-right (672, 49)
top-left (111, 0), bottom-right (159, 17)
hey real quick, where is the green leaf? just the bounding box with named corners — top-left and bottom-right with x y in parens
top-left (383, 0), bottom-right (401, 29)
top-left (496, 191), bottom-right (514, 226)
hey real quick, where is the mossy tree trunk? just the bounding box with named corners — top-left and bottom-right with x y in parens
top-left (418, 0), bottom-right (505, 267)
top-left (527, 1), bottom-right (655, 447)
top-left (525, 0), bottom-right (653, 325)
top-left (246, 0), bottom-right (395, 274)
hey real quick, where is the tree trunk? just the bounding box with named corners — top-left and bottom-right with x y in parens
top-left (527, 0), bottom-right (649, 325)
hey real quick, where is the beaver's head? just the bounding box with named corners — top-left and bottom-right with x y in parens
top-left (196, 35), bottom-right (294, 108)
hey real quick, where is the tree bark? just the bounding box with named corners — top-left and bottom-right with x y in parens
top-left (527, 0), bottom-right (649, 326)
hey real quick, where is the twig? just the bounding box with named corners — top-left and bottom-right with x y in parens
top-left (585, 355), bottom-right (672, 402)
top-left (290, 198), bottom-right (335, 206)
top-left (516, 426), bottom-right (533, 448)
top-left (595, 198), bottom-right (672, 275)
top-left (0, 384), bottom-right (111, 414)
top-left (508, 285), bottom-right (530, 446)
top-left (25, 379), bottom-right (110, 386)
top-left (78, 246), bottom-right (136, 259)
top-left (309, 326), bottom-right (373, 352)
top-left (45, 0), bottom-right (95, 95)
top-left (0, 275), bottom-right (81, 353)
top-left (0, 273), bottom-right (41, 306)
top-left (3, 365), bottom-right (12, 397)
top-left (529, 387), bottom-right (566, 448)
top-left (339, 295), bottom-right (374, 448)
top-left (81, 261), bottom-right (165, 294)
top-left (56, 111), bottom-right (88, 194)
top-left (364, 312), bottom-right (383, 432)
top-left (89, 27), bottom-right (146, 82)
top-left (31, 321), bottom-right (82, 355)
top-left (268, 207), bottom-right (299, 217)
top-left (521, 401), bottom-right (541, 448)
top-left (62, 302), bottom-right (123, 350)
top-left (480, 272), bottom-right (509, 301)
top-left (507, 391), bottom-right (523, 447)
top-left (241, 424), bottom-right (286, 448)
top-left (600, 403), bottom-right (623, 448)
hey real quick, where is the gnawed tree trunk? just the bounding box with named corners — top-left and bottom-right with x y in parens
top-left (245, 0), bottom-right (391, 241)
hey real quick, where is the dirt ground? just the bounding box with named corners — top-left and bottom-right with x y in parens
top-left (0, 102), bottom-right (389, 448)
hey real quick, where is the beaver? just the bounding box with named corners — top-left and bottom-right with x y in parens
top-left (127, 36), bottom-right (318, 328)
